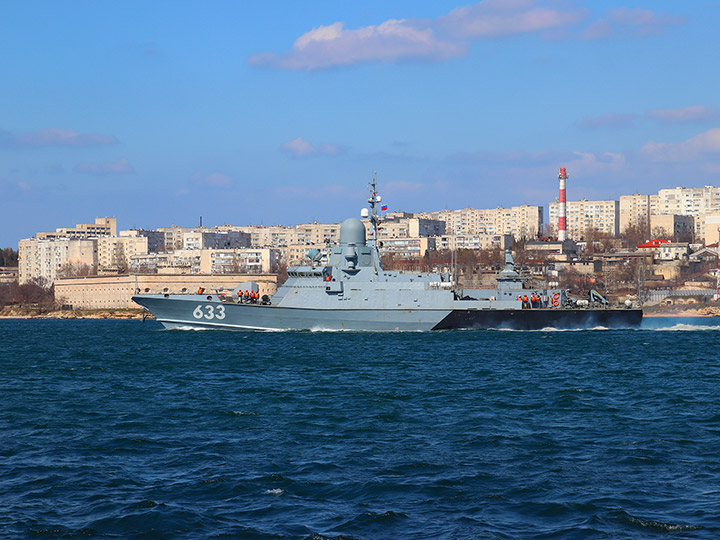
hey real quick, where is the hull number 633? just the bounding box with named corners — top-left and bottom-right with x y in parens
top-left (193, 304), bottom-right (226, 320)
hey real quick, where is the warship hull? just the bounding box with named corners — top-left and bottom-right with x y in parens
top-left (133, 295), bottom-right (643, 332)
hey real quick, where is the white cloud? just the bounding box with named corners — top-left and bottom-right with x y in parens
top-left (280, 136), bottom-right (341, 158)
top-left (646, 105), bottom-right (720, 124)
top-left (640, 129), bottom-right (720, 162)
top-left (582, 7), bottom-right (685, 40)
top-left (1, 128), bottom-right (118, 148)
top-left (191, 171), bottom-right (234, 188)
top-left (250, 20), bottom-right (464, 70)
top-left (575, 113), bottom-right (638, 130)
top-left (438, 0), bottom-right (586, 39)
top-left (74, 157), bottom-right (134, 175)
top-left (249, 2), bottom-right (684, 70)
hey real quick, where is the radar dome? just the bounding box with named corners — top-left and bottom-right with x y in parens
top-left (339, 218), bottom-right (366, 246)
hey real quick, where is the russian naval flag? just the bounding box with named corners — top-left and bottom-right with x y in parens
top-left (381, 205), bottom-right (388, 211)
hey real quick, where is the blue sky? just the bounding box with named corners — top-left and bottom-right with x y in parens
top-left (2, 0), bottom-right (719, 247)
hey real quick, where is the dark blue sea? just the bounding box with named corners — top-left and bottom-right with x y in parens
top-left (2, 318), bottom-right (720, 539)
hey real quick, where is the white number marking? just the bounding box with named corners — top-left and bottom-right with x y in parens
top-left (193, 304), bottom-right (226, 321)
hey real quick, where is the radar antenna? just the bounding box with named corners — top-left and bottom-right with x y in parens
top-left (367, 170), bottom-right (381, 250)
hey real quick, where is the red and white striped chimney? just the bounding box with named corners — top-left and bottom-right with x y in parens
top-left (557, 168), bottom-right (568, 241)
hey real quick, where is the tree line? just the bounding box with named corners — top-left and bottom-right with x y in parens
top-left (0, 248), bottom-right (18, 267)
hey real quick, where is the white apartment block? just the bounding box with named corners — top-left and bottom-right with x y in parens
top-left (36, 217), bottom-right (117, 240)
top-left (619, 194), bottom-right (652, 232)
top-left (157, 226), bottom-right (250, 251)
top-left (619, 186), bottom-right (720, 241)
top-left (654, 186), bottom-right (720, 216)
top-left (435, 234), bottom-right (513, 251)
top-left (420, 206), bottom-right (542, 240)
top-left (239, 222), bottom-right (341, 248)
top-left (649, 214), bottom-right (694, 239)
top-left (128, 248), bottom-right (278, 274)
top-left (379, 237), bottom-right (436, 259)
top-left (364, 217), bottom-right (446, 240)
top-left (97, 236), bottom-right (149, 271)
top-left (129, 250), bottom-right (201, 274)
top-left (199, 248), bottom-right (279, 274)
top-left (19, 237), bottom-right (97, 284)
top-left (18, 217), bottom-right (118, 284)
top-left (548, 199), bottom-right (620, 239)
top-left (696, 213), bottom-right (720, 245)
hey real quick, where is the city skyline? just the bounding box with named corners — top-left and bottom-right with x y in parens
top-left (2, 1), bottom-right (720, 247)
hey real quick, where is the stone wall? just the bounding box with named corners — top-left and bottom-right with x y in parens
top-left (55, 274), bottom-right (277, 309)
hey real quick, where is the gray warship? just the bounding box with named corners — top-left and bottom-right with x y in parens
top-left (132, 178), bottom-right (642, 331)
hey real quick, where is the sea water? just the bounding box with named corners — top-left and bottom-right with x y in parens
top-left (1, 318), bottom-right (720, 539)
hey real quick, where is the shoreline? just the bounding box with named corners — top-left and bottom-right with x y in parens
top-left (0, 308), bottom-right (150, 320)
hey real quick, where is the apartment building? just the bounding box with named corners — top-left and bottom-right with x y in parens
top-left (36, 217), bottom-right (117, 240)
top-left (18, 217), bottom-right (118, 284)
top-left (654, 186), bottom-right (720, 216)
top-left (649, 214), bottom-right (694, 240)
top-left (379, 237), bottom-right (436, 259)
top-left (199, 248), bottom-right (280, 274)
top-left (435, 234), bottom-right (513, 251)
top-left (239, 222), bottom-right (341, 248)
top-left (548, 199), bottom-right (619, 239)
top-left (365, 217), bottom-right (445, 240)
top-left (619, 194), bottom-right (652, 232)
top-left (696, 213), bottom-right (720, 245)
top-left (97, 235), bottom-right (149, 272)
top-left (420, 205), bottom-right (542, 240)
top-left (18, 237), bottom-right (97, 284)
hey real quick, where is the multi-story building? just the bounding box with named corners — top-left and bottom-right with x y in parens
top-left (696, 213), bottom-right (720, 245)
top-left (36, 217), bottom-right (117, 240)
top-left (649, 214), bottom-right (694, 240)
top-left (365, 217), bottom-right (446, 241)
top-left (435, 234), bottom-right (513, 251)
top-left (619, 194), bottom-right (652, 232)
top-left (129, 250), bottom-right (201, 274)
top-left (619, 186), bottom-right (720, 242)
top-left (654, 186), bottom-right (720, 216)
top-left (239, 222), bottom-right (341, 248)
top-left (18, 217), bottom-right (117, 284)
top-left (548, 199), bottom-right (620, 239)
top-left (120, 229), bottom-right (166, 253)
top-left (379, 237), bottom-right (436, 259)
top-left (199, 248), bottom-right (280, 274)
top-left (97, 235), bottom-right (149, 272)
top-left (157, 226), bottom-right (250, 251)
top-left (18, 237), bottom-right (97, 284)
top-left (420, 205), bottom-right (542, 240)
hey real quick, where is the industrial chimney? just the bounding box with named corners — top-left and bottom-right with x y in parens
top-left (557, 168), bottom-right (568, 241)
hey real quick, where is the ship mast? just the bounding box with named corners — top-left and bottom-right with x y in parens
top-left (367, 171), bottom-right (380, 250)
top-left (367, 171), bottom-right (384, 272)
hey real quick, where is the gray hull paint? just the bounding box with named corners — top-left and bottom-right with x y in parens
top-left (133, 295), bottom-right (449, 331)
top-left (133, 294), bottom-right (642, 332)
